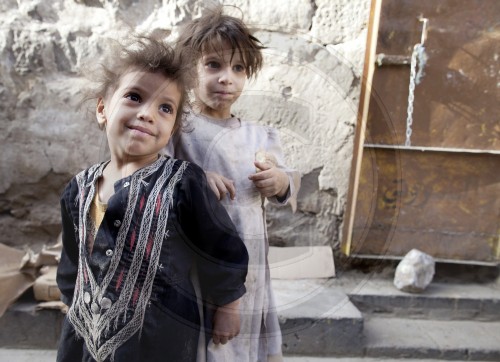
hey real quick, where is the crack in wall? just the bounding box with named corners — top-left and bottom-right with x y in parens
top-left (309, 0), bottom-right (318, 31)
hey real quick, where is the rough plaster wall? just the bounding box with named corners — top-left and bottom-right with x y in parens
top-left (0, 0), bottom-right (370, 252)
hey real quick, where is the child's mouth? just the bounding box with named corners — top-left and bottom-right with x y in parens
top-left (215, 91), bottom-right (233, 98)
top-left (128, 125), bottom-right (154, 136)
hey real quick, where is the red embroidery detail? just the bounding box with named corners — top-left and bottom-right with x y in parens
top-left (132, 286), bottom-right (140, 306)
top-left (155, 193), bottom-right (162, 214)
top-left (139, 194), bottom-right (146, 212)
top-left (116, 268), bottom-right (124, 292)
top-left (130, 229), bottom-right (136, 252)
top-left (145, 235), bottom-right (154, 260)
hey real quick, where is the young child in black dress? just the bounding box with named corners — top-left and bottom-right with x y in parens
top-left (56, 35), bottom-right (248, 362)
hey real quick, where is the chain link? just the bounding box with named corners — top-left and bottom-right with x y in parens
top-left (405, 43), bottom-right (423, 147)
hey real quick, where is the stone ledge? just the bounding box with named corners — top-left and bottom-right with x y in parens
top-left (347, 279), bottom-right (500, 321)
top-left (274, 279), bottom-right (364, 356)
top-left (363, 317), bottom-right (500, 361)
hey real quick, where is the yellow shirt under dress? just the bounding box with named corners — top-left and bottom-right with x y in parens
top-left (88, 191), bottom-right (107, 253)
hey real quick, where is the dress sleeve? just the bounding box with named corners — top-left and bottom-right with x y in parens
top-left (175, 163), bottom-right (248, 307)
top-left (56, 181), bottom-right (79, 307)
top-left (265, 127), bottom-right (301, 208)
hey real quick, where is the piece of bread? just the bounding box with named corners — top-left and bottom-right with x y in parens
top-left (255, 149), bottom-right (277, 171)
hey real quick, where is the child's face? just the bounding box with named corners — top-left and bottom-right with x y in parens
top-left (194, 43), bottom-right (247, 119)
top-left (97, 69), bottom-right (181, 163)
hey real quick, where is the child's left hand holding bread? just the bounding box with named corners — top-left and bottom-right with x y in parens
top-left (249, 150), bottom-right (290, 198)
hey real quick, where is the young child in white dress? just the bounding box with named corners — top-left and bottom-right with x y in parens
top-left (167, 5), bottom-right (301, 362)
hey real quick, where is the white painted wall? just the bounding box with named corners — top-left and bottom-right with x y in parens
top-left (0, 0), bottom-right (371, 251)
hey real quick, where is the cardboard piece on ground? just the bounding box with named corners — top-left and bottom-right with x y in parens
top-left (0, 243), bottom-right (36, 317)
top-left (268, 246), bottom-right (335, 279)
top-left (33, 266), bottom-right (61, 302)
top-left (36, 300), bottom-right (68, 313)
top-left (0, 235), bottom-right (62, 318)
top-left (20, 234), bottom-right (62, 270)
top-left (33, 236), bottom-right (62, 267)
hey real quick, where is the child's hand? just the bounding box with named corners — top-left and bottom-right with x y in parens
top-left (205, 171), bottom-right (236, 200)
top-left (212, 299), bottom-right (241, 345)
top-left (248, 161), bottom-right (289, 198)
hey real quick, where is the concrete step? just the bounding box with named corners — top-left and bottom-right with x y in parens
top-left (274, 279), bottom-right (364, 356)
top-left (0, 349), bottom-right (56, 362)
top-left (2, 273), bottom-right (499, 360)
top-left (285, 358), bottom-right (482, 362)
top-left (347, 279), bottom-right (500, 321)
top-left (273, 277), bottom-right (500, 360)
top-left (363, 316), bottom-right (500, 361)
top-left (0, 349), bottom-right (481, 362)
top-left (0, 280), bottom-right (364, 354)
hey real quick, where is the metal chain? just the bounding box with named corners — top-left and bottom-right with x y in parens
top-left (405, 43), bottom-right (422, 147)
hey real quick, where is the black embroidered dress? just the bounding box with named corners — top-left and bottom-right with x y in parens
top-left (57, 156), bottom-right (248, 362)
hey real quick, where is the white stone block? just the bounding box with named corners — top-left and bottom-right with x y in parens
top-left (394, 249), bottom-right (435, 293)
top-left (269, 246), bottom-right (335, 279)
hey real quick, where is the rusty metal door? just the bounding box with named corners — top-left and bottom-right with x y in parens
top-left (342, 0), bottom-right (500, 263)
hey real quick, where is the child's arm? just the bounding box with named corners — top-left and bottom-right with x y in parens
top-left (212, 298), bottom-right (241, 345)
top-left (176, 163), bottom-right (248, 342)
top-left (56, 182), bottom-right (79, 306)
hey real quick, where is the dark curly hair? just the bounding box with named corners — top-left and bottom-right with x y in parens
top-left (176, 4), bottom-right (264, 78)
top-left (87, 34), bottom-right (197, 134)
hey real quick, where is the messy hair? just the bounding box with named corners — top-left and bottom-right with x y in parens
top-left (176, 4), bottom-right (264, 78)
top-left (87, 34), bottom-right (197, 133)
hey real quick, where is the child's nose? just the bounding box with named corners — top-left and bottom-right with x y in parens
top-left (137, 105), bottom-right (154, 122)
top-left (218, 68), bottom-right (232, 84)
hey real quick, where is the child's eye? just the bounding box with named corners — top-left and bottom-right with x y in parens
top-left (125, 93), bottom-right (141, 102)
top-left (160, 104), bottom-right (173, 114)
top-left (233, 64), bottom-right (245, 73)
top-left (206, 61), bottom-right (220, 69)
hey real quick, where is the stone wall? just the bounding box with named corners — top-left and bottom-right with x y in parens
top-left (0, 0), bottom-right (370, 253)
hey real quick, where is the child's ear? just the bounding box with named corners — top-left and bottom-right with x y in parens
top-left (96, 98), bottom-right (107, 130)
